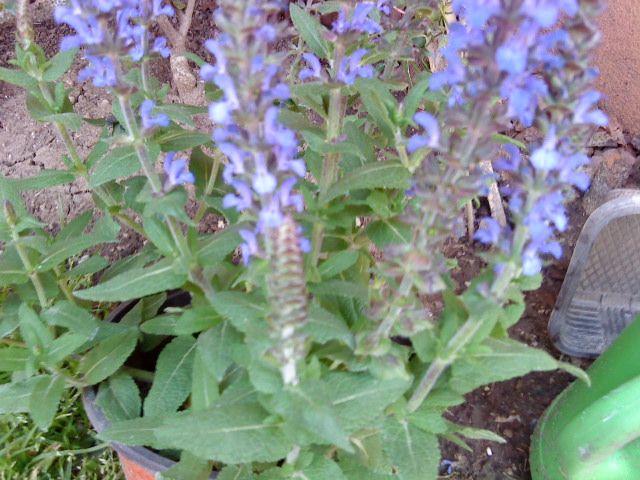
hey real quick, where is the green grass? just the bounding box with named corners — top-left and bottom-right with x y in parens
top-left (0, 387), bottom-right (122, 480)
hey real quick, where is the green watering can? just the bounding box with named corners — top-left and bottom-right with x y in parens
top-left (530, 315), bottom-right (640, 480)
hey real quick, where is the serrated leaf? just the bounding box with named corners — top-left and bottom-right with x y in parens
top-left (79, 328), bottom-right (138, 384)
top-left (367, 219), bottom-right (411, 247)
top-left (74, 258), bottom-right (188, 302)
top-left (29, 375), bottom-right (66, 430)
top-left (197, 321), bottom-right (242, 382)
top-left (41, 301), bottom-right (100, 337)
top-left (450, 337), bottom-right (589, 394)
top-left (44, 333), bottom-right (89, 366)
top-left (329, 372), bottom-right (410, 434)
top-left (90, 143), bottom-right (159, 187)
top-left (294, 456), bottom-right (347, 480)
top-left (197, 228), bottom-right (242, 266)
top-left (383, 418), bottom-right (439, 480)
top-left (208, 292), bottom-right (267, 333)
top-left (289, 4), bottom-right (331, 59)
top-left (157, 451), bottom-right (213, 480)
top-left (9, 170), bottom-right (76, 191)
top-left (156, 128), bottom-right (212, 151)
top-left (38, 234), bottom-right (113, 271)
top-left (0, 376), bottom-right (42, 414)
top-left (318, 250), bottom-right (359, 278)
top-left (322, 161), bottom-right (410, 204)
top-left (0, 347), bottom-right (29, 371)
top-left (42, 48), bottom-right (78, 81)
top-left (95, 373), bottom-right (141, 423)
top-left (0, 66), bottom-right (38, 89)
top-left (144, 336), bottom-right (196, 417)
top-left (303, 305), bottom-right (354, 347)
top-left (308, 280), bottom-right (368, 302)
top-left (154, 402), bottom-right (290, 463)
top-left (99, 415), bottom-right (166, 446)
top-left (191, 351), bottom-right (219, 411)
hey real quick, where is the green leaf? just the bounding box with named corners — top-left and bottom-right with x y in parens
top-left (19, 304), bottom-right (54, 351)
top-left (0, 347), bottom-right (29, 371)
top-left (57, 210), bottom-right (93, 240)
top-left (309, 280), bottom-right (368, 302)
top-left (156, 128), bottom-right (212, 152)
top-left (0, 66), bottom-right (38, 89)
top-left (208, 292), bottom-right (267, 333)
top-left (29, 375), bottom-right (66, 430)
top-left (144, 335), bottom-right (196, 417)
top-left (44, 333), bottom-right (90, 366)
top-left (79, 328), bottom-right (138, 385)
top-left (329, 372), bottom-right (410, 434)
top-left (9, 170), bottom-right (76, 191)
top-left (197, 321), bottom-right (243, 382)
top-left (491, 133), bottom-right (527, 150)
top-left (366, 219), bottom-right (411, 247)
top-left (99, 415), bottom-right (166, 446)
top-left (74, 258), bottom-right (188, 302)
top-left (294, 456), bottom-right (348, 480)
top-left (38, 234), bottom-right (114, 271)
top-left (318, 250), bottom-right (359, 279)
top-left (62, 255), bottom-right (110, 277)
top-left (86, 126), bottom-right (112, 170)
top-left (0, 246), bottom-right (29, 286)
top-left (42, 48), bottom-right (78, 82)
top-left (26, 93), bottom-right (83, 130)
top-left (154, 402), bottom-right (290, 463)
top-left (444, 421), bottom-right (505, 443)
top-left (217, 465), bottom-right (255, 480)
top-left (322, 161), bottom-right (410, 204)
top-left (354, 78), bottom-right (398, 140)
top-left (0, 376), bottom-right (42, 414)
top-left (450, 337), bottom-right (590, 394)
top-left (157, 451), bottom-right (213, 480)
top-left (382, 418), bottom-right (439, 480)
top-left (197, 227), bottom-right (242, 266)
top-left (153, 104), bottom-right (196, 127)
top-left (289, 4), bottom-right (331, 59)
top-left (191, 351), bottom-right (220, 411)
top-left (339, 459), bottom-right (395, 480)
top-left (303, 305), bottom-right (354, 347)
top-left (41, 301), bottom-right (100, 337)
top-left (403, 74), bottom-right (432, 123)
top-left (95, 373), bottom-right (142, 423)
top-left (90, 143), bottom-right (159, 187)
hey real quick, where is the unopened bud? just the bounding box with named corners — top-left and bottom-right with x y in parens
top-left (16, 0), bottom-right (35, 49)
top-left (3, 200), bottom-right (17, 225)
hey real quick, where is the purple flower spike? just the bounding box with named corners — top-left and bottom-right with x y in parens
top-left (407, 112), bottom-right (440, 152)
top-left (140, 100), bottom-right (169, 130)
top-left (253, 154), bottom-right (278, 194)
top-left (164, 152), bottom-right (195, 189)
top-left (530, 126), bottom-right (562, 170)
top-left (299, 53), bottom-right (323, 80)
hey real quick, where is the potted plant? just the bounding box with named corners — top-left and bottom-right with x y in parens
top-left (0, 0), bottom-right (605, 479)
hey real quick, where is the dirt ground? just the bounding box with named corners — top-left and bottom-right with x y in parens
top-left (1, 4), bottom-right (639, 479)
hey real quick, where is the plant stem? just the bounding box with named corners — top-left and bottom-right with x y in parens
top-left (122, 366), bottom-right (155, 383)
top-left (116, 94), bottom-right (163, 195)
top-left (10, 230), bottom-right (48, 308)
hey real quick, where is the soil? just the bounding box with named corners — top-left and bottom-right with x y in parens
top-left (1, 4), bottom-right (639, 480)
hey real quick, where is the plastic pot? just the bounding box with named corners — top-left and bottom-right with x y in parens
top-left (81, 292), bottom-right (218, 480)
top-left (530, 316), bottom-right (640, 480)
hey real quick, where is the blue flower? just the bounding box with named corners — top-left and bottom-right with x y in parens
top-left (223, 181), bottom-right (253, 211)
top-left (452, 0), bottom-right (500, 28)
top-left (493, 145), bottom-right (522, 171)
top-left (152, 0), bottom-right (174, 17)
top-left (474, 217), bottom-right (501, 244)
top-left (530, 126), bottom-right (561, 170)
top-left (78, 55), bottom-right (118, 87)
top-left (140, 100), bottom-right (169, 130)
top-left (238, 229), bottom-right (259, 265)
top-left (337, 48), bottom-right (374, 84)
top-left (377, 0), bottom-right (390, 15)
top-left (252, 153), bottom-right (278, 195)
top-left (351, 3), bottom-right (383, 34)
top-left (299, 53), bottom-right (323, 80)
top-left (164, 152), bottom-right (195, 188)
top-left (573, 92), bottom-right (608, 127)
top-left (407, 112), bottom-right (440, 152)
top-left (558, 154), bottom-right (590, 191)
top-left (496, 38), bottom-right (528, 75)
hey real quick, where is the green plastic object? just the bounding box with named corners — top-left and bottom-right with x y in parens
top-left (530, 316), bottom-right (640, 480)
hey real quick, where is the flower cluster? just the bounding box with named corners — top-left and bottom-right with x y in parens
top-left (422, 0), bottom-right (607, 276)
top-left (201, 1), bottom-right (306, 262)
top-left (55, 0), bottom-right (173, 87)
top-left (299, 2), bottom-right (389, 85)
